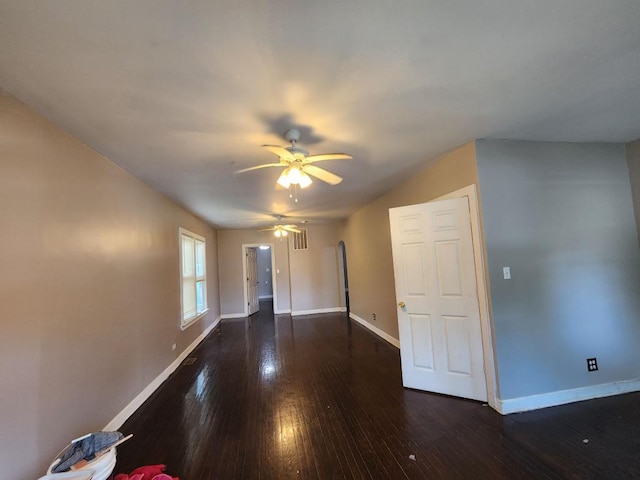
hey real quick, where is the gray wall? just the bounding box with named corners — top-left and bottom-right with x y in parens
top-left (257, 247), bottom-right (273, 298)
top-left (476, 140), bottom-right (640, 400)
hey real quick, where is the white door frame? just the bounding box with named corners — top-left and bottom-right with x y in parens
top-left (242, 243), bottom-right (278, 315)
top-left (431, 184), bottom-right (498, 410)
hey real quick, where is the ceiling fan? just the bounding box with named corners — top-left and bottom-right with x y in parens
top-left (259, 215), bottom-right (301, 238)
top-left (260, 224), bottom-right (300, 238)
top-left (236, 129), bottom-right (352, 201)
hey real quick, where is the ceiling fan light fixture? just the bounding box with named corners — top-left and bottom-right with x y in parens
top-left (274, 229), bottom-right (282, 237)
top-left (277, 170), bottom-right (291, 188)
top-left (281, 230), bottom-right (288, 237)
top-left (287, 165), bottom-right (302, 184)
top-left (299, 172), bottom-right (312, 189)
top-left (238, 129), bottom-right (350, 202)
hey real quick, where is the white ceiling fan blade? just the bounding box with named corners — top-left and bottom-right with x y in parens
top-left (259, 227), bottom-right (276, 232)
top-left (262, 145), bottom-right (295, 161)
top-left (303, 164), bottom-right (343, 185)
top-left (303, 153), bottom-right (352, 163)
top-left (235, 163), bottom-right (283, 173)
top-left (282, 225), bottom-right (301, 233)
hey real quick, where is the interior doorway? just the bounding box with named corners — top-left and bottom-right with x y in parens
top-left (388, 185), bottom-right (497, 408)
top-left (338, 241), bottom-right (350, 315)
top-left (246, 247), bottom-right (259, 315)
top-left (243, 243), bottom-right (277, 315)
top-left (256, 246), bottom-right (274, 301)
top-left (390, 196), bottom-right (486, 400)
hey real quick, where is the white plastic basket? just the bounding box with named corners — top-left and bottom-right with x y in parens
top-left (38, 471), bottom-right (95, 480)
top-left (47, 448), bottom-right (116, 480)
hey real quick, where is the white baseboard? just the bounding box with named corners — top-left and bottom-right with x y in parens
top-left (103, 316), bottom-right (221, 431)
top-left (496, 378), bottom-right (640, 415)
top-left (220, 312), bottom-right (247, 319)
top-left (259, 295), bottom-right (273, 299)
top-left (291, 307), bottom-right (346, 316)
top-left (274, 309), bottom-right (291, 314)
top-left (349, 312), bottom-right (400, 349)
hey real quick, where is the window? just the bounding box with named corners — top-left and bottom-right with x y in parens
top-left (179, 228), bottom-right (207, 329)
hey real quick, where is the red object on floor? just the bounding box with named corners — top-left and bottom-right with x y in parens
top-left (112, 464), bottom-right (178, 480)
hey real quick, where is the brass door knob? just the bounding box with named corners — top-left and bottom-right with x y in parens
top-left (398, 301), bottom-right (406, 308)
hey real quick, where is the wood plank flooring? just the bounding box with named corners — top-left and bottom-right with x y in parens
top-left (114, 301), bottom-right (640, 479)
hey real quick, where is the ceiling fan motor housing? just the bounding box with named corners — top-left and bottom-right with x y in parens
top-left (284, 128), bottom-right (301, 143)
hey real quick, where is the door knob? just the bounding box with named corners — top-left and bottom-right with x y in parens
top-left (398, 301), bottom-right (406, 308)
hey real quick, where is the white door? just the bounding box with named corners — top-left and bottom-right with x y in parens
top-left (389, 197), bottom-right (487, 401)
top-left (246, 247), bottom-right (259, 315)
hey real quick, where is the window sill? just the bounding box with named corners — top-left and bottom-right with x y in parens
top-left (181, 308), bottom-right (210, 331)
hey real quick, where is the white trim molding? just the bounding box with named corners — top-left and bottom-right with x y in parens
top-left (103, 316), bottom-right (221, 431)
top-left (496, 378), bottom-right (640, 415)
top-left (220, 312), bottom-right (247, 319)
top-left (349, 312), bottom-right (400, 349)
top-left (274, 309), bottom-right (292, 315)
top-left (291, 307), bottom-right (346, 316)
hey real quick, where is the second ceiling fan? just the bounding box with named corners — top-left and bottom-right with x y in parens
top-left (237, 129), bottom-right (352, 201)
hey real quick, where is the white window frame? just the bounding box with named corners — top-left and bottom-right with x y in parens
top-left (179, 227), bottom-right (208, 330)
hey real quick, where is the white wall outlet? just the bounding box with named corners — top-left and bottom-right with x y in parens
top-left (171, 343), bottom-right (177, 351)
top-left (503, 267), bottom-right (511, 280)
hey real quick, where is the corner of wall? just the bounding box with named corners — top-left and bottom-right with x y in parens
top-left (625, 139), bottom-right (640, 246)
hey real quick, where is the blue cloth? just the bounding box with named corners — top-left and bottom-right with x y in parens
top-left (52, 431), bottom-right (123, 473)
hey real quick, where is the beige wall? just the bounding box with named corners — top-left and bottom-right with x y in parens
top-left (0, 92), bottom-right (220, 480)
top-left (627, 139), bottom-right (640, 244)
top-left (289, 224), bottom-right (342, 313)
top-left (218, 224), bottom-right (342, 315)
top-left (340, 142), bottom-right (479, 340)
top-left (218, 229), bottom-right (292, 314)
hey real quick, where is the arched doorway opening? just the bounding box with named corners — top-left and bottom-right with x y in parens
top-left (337, 241), bottom-right (350, 315)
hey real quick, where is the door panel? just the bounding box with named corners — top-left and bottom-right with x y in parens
top-left (409, 314), bottom-right (435, 370)
top-left (435, 241), bottom-right (463, 297)
top-left (246, 247), bottom-right (259, 315)
top-left (403, 244), bottom-right (427, 295)
top-left (390, 197), bottom-right (487, 401)
top-left (443, 315), bottom-right (472, 375)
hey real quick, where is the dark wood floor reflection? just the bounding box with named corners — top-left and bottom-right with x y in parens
top-left (115, 301), bottom-right (640, 479)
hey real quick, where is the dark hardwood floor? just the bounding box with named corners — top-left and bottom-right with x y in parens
top-left (114, 301), bottom-right (640, 479)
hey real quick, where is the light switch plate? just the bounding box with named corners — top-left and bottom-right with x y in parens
top-left (503, 267), bottom-right (511, 280)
